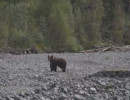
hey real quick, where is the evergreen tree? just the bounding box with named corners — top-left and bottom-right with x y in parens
top-left (0, 0), bottom-right (129, 52)
top-left (111, 0), bottom-right (125, 45)
top-left (42, 0), bottom-right (80, 52)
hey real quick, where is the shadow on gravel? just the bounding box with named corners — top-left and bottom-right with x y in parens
top-left (88, 70), bottom-right (130, 78)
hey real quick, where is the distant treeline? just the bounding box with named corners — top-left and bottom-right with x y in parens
top-left (0, 0), bottom-right (130, 52)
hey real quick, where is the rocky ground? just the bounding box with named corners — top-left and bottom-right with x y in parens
top-left (0, 52), bottom-right (130, 100)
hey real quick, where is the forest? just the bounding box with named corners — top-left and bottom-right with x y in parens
top-left (0, 0), bottom-right (130, 52)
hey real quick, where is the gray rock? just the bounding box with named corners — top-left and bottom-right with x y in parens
top-left (42, 85), bottom-right (48, 91)
top-left (79, 91), bottom-right (85, 95)
top-left (99, 82), bottom-right (106, 86)
top-left (39, 97), bottom-right (46, 100)
top-left (124, 90), bottom-right (130, 95)
top-left (24, 92), bottom-right (31, 97)
top-left (73, 94), bottom-right (85, 100)
top-left (18, 92), bottom-right (25, 98)
top-left (59, 96), bottom-right (67, 100)
top-left (31, 96), bottom-right (39, 100)
top-left (12, 95), bottom-right (21, 100)
top-left (111, 96), bottom-right (119, 100)
top-left (90, 87), bottom-right (97, 93)
top-left (104, 93), bottom-right (109, 99)
top-left (125, 83), bottom-right (130, 90)
top-left (61, 87), bottom-right (68, 94)
top-left (34, 88), bottom-right (42, 94)
top-left (5, 96), bottom-right (14, 100)
top-left (0, 97), bottom-right (2, 99)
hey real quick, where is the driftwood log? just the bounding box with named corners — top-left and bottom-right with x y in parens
top-left (0, 47), bottom-right (39, 55)
top-left (81, 45), bottom-right (130, 53)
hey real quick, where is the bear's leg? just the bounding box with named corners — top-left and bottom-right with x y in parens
top-left (62, 66), bottom-right (66, 72)
top-left (51, 66), bottom-right (55, 72)
top-left (54, 66), bottom-right (57, 72)
top-left (51, 67), bottom-right (54, 71)
top-left (62, 69), bottom-right (66, 72)
top-left (51, 68), bottom-right (54, 72)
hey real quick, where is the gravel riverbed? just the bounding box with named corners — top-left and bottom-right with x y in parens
top-left (0, 52), bottom-right (130, 100)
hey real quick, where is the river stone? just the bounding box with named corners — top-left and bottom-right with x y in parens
top-left (90, 87), bottom-right (97, 93)
top-left (73, 94), bottom-right (85, 100)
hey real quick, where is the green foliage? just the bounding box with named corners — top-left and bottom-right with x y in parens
top-left (44, 0), bottom-right (81, 52)
top-left (72, 0), bottom-right (104, 49)
top-left (0, 22), bottom-right (9, 47)
top-left (102, 0), bottom-right (127, 45)
top-left (0, 0), bottom-right (129, 52)
top-left (8, 29), bottom-right (30, 48)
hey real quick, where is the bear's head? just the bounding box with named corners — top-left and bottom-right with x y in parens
top-left (48, 55), bottom-right (55, 71)
top-left (48, 55), bottom-right (53, 62)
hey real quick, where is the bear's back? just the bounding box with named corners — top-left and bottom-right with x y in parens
top-left (53, 57), bottom-right (66, 66)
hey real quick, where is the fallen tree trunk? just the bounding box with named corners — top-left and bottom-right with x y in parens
top-left (81, 45), bottom-right (130, 53)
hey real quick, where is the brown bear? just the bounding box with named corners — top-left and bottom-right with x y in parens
top-left (48, 55), bottom-right (66, 72)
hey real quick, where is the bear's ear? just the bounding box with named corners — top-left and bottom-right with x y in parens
top-left (51, 55), bottom-right (53, 59)
top-left (48, 55), bottom-right (50, 61)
